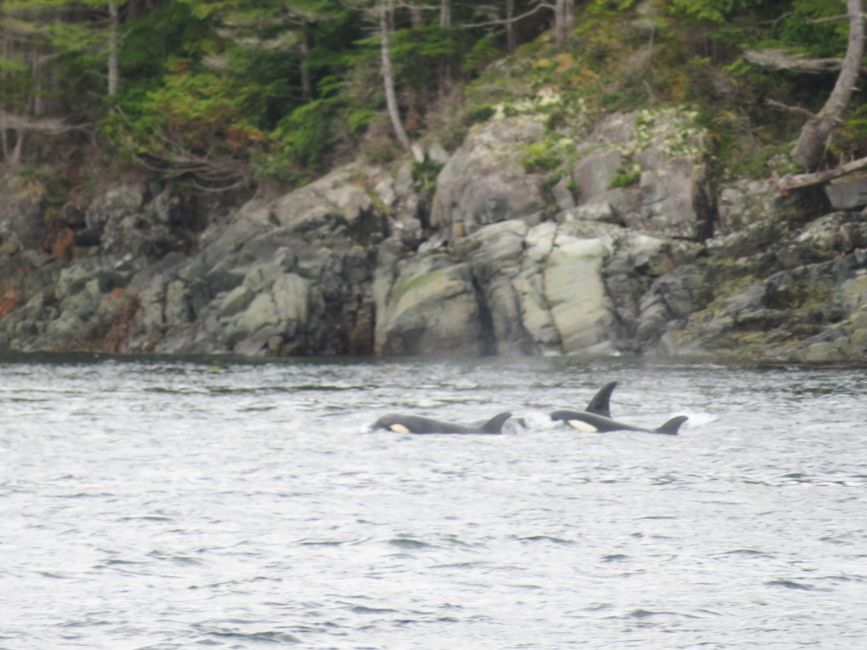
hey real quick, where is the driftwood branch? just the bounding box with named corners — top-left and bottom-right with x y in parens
top-left (776, 154), bottom-right (867, 193)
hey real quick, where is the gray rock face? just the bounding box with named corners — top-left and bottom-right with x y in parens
top-left (0, 174), bottom-right (45, 251)
top-left (2, 109), bottom-right (867, 364)
top-left (373, 219), bottom-right (672, 356)
top-left (430, 116), bottom-right (547, 237)
top-left (376, 255), bottom-right (483, 356)
top-left (825, 171), bottom-right (867, 210)
top-left (569, 109), bottom-right (714, 240)
top-left (653, 210), bottom-right (867, 361)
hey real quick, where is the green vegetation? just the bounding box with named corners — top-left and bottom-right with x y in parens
top-left (1, 0), bottom-right (863, 196)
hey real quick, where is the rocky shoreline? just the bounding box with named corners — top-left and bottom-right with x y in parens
top-left (2, 108), bottom-right (867, 363)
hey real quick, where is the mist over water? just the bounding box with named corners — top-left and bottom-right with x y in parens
top-left (1, 355), bottom-right (866, 649)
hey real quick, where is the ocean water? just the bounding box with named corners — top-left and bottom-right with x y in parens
top-left (1, 355), bottom-right (865, 649)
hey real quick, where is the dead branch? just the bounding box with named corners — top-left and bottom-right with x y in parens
top-left (776, 154), bottom-right (867, 193)
top-left (765, 99), bottom-right (816, 119)
top-left (457, 3), bottom-right (549, 29)
top-left (744, 48), bottom-right (846, 74)
top-left (0, 111), bottom-right (82, 134)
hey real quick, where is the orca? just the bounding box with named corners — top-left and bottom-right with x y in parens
top-left (372, 412), bottom-right (512, 435)
top-left (549, 410), bottom-right (688, 435)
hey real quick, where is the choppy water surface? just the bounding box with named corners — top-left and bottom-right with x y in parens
top-left (1, 355), bottom-right (866, 649)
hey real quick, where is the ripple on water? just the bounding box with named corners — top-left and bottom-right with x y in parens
top-left (386, 537), bottom-right (435, 550)
top-left (765, 579), bottom-right (825, 592)
top-left (193, 623), bottom-right (302, 645)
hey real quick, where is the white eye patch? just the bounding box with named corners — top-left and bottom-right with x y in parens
top-left (568, 419), bottom-right (599, 433)
top-left (389, 424), bottom-right (411, 434)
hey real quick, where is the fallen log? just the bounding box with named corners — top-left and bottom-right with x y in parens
top-left (776, 154), bottom-right (867, 193)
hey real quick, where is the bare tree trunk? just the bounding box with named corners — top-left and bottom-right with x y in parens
top-left (440, 0), bottom-right (451, 28)
top-left (1, 24), bottom-right (8, 161)
top-left (31, 55), bottom-right (44, 117)
top-left (792, 0), bottom-right (864, 170)
top-left (565, 0), bottom-right (574, 28)
top-left (379, 0), bottom-right (414, 157)
top-left (300, 23), bottom-right (313, 102)
top-left (11, 131), bottom-right (24, 165)
top-left (438, 0), bottom-right (452, 96)
top-left (552, 0), bottom-right (575, 51)
top-left (410, 3), bottom-right (423, 28)
top-left (107, 1), bottom-right (119, 96)
top-left (505, 0), bottom-right (516, 53)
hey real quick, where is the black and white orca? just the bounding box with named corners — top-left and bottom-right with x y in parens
top-left (551, 380), bottom-right (687, 434)
top-left (372, 412), bottom-right (512, 435)
top-left (550, 410), bottom-right (687, 435)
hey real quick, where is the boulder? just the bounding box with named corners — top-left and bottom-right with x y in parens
top-left (376, 254), bottom-right (482, 356)
top-left (824, 171), bottom-right (867, 210)
top-left (542, 228), bottom-right (614, 353)
top-left (570, 109), bottom-right (714, 240)
top-left (430, 116), bottom-right (547, 237)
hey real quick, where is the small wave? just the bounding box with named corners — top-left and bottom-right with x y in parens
top-left (144, 386), bottom-right (204, 395)
top-left (296, 538), bottom-right (361, 547)
top-left (637, 514), bottom-right (677, 520)
top-left (650, 475), bottom-right (680, 485)
top-left (387, 537), bottom-right (434, 550)
top-left (147, 550), bottom-right (202, 566)
top-left (717, 548), bottom-right (773, 558)
top-left (238, 405), bottom-right (276, 412)
top-left (52, 492), bottom-right (115, 499)
top-left (431, 561), bottom-right (490, 570)
top-left (516, 535), bottom-right (576, 545)
top-left (196, 624), bottom-right (302, 645)
top-left (766, 579), bottom-right (818, 591)
top-left (350, 605), bottom-right (399, 615)
top-left (100, 559), bottom-right (145, 566)
top-left (627, 609), bottom-right (681, 619)
top-left (36, 571), bottom-right (68, 579)
top-left (601, 554), bottom-right (630, 562)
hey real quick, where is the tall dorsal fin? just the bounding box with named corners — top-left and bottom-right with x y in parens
top-left (585, 381), bottom-right (617, 418)
top-left (654, 415), bottom-right (688, 435)
top-left (482, 412), bottom-right (512, 433)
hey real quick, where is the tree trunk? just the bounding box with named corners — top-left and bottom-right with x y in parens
top-left (1, 23), bottom-right (8, 161)
top-left (107, 1), bottom-right (119, 96)
top-left (300, 23), bottom-right (313, 102)
top-left (440, 0), bottom-right (451, 28)
top-left (505, 0), bottom-right (516, 53)
top-left (792, 0), bottom-right (864, 170)
top-left (554, 0), bottom-right (569, 51)
top-left (410, 4), bottom-right (423, 29)
top-left (438, 0), bottom-right (452, 96)
top-left (31, 53), bottom-right (44, 117)
top-left (565, 0), bottom-right (575, 28)
top-left (556, 0), bottom-right (575, 51)
top-left (11, 130), bottom-right (24, 165)
top-left (379, 0), bottom-right (415, 158)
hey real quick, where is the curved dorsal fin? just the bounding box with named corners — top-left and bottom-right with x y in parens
top-left (654, 415), bottom-right (688, 435)
top-left (585, 381), bottom-right (618, 418)
top-left (482, 412), bottom-right (512, 433)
